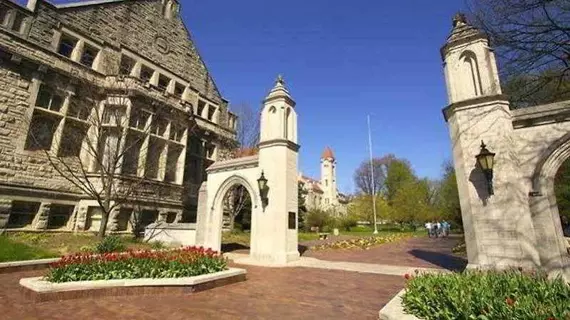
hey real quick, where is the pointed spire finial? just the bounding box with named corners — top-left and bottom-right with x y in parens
top-left (276, 74), bottom-right (284, 85)
top-left (453, 12), bottom-right (467, 27)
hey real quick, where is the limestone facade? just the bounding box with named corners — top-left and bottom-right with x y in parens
top-left (442, 14), bottom-right (570, 280)
top-left (299, 147), bottom-right (349, 215)
top-left (0, 0), bottom-right (237, 233)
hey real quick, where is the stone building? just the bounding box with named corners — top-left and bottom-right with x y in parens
top-left (299, 147), bottom-right (349, 214)
top-left (0, 0), bottom-right (237, 233)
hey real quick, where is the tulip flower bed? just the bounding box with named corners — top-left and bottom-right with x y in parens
top-left (46, 246), bottom-right (228, 283)
top-left (310, 233), bottom-right (412, 251)
top-left (402, 269), bottom-right (570, 320)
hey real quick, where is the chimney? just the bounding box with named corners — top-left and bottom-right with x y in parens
top-left (27, 0), bottom-right (38, 11)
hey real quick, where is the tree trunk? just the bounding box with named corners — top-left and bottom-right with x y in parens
top-left (98, 188), bottom-right (113, 239)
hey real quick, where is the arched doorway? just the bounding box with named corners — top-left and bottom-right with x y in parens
top-left (221, 182), bottom-right (254, 253)
top-left (554, 160), bottom-right (570, 239)
top-left (528, 134), bottom-right (570, 277)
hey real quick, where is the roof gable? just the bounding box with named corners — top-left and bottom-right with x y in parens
top-left (48, 0), bottom-right (223, 102)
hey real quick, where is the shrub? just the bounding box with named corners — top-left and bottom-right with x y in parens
top-left (150, 241), bottom-right (165, 250)
top-left (47, 246), bottom-right (228, 283)
top-left (402, 269), bottom-right (570, 320)
top-left (305, 209), bottom-right (331, 231)
top-left (338, 214), bottom-right (359, 231)
top-left (94, 236), bottom-right (126, 254)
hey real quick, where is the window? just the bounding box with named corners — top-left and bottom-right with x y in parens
top-left (205, 144), bottom-right (215, 159)
top-left (7, 201), bottom-right (40, 228)
top-left (122, 132), bottom-right (144, 175)
top-left (36, 84), bottom-right (64, 112)
top-left (0, 5), bottom-right (8, 26)
top-left (174, 83), bottom-right (184, 98)
top-left (24, 111), bottom-right (60, 151)
top-left (58, 35), bottom-right (77, 58)
top-left (116, 208), bottom-right (133, 231)
top-left (97, 129), bottom-right (121, 173)
top-left (129, 109), bottom-right (150, 130)
top-left (140, 65), bottom-right (153, 84)
top-left (145, 138), bottom-right (164, 179)
top-left (207, 106), bottom-right (215, 121)
top-left (102, 105), bottom-right (126, 126)
top-left (66, 100), bottom-right (91, 121)
top-left (151, 117), bottom-right (168, 137)
top-left (80, 44), bottom-right (98, 67)
top-left (157, 74), bottom-right (170, 92)
top-left (197, 100), bottom-right (206, 117)
top-left (11, 12), bottom-right (24, 33)
top-left (47, 205), bottom-right (74, 229)
top-left (58, 121), bottom-right (87, 157)
top-left (325, 179), bottom-right (328, 187)
top-left (119, 55), bottom-right (135, 75)
top-left (169, 124), bottom-right (185, 142)
top-left (165, 146), bottom-right (182, 183)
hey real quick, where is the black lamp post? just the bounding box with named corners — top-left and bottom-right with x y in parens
top-left (257, 171), bottom-right (268, 208)
top-left (475, 140), bottom-right (496, 196)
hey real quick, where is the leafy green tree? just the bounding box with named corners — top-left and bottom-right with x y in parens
top-left (385, 158), bottom-right (416, 204)
top-left (389, 180), bottom-right (435, 229)
top-left (348, 194), bottom-right (390, 226)
top-left (305, 209), bottom-right (331, 231)
top-left (436, 161), bottom-right (463, 229)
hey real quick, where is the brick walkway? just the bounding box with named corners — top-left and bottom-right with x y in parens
top-left (0, 236), bottom-right (464, 319)
top-left (0, 266), bottom-right (404, 320)
top-left (304, 235), bottom-right (467, 271)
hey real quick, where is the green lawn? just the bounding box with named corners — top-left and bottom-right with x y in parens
top-left (0, 232), bottom-right (157, 263)
top-left (0, 236), bottom-right (57, 262)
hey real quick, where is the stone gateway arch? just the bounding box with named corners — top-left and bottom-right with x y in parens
top-left (441, 14), bottom-right (570, 281)
top-left (194, 76), bottom-right (301, 266)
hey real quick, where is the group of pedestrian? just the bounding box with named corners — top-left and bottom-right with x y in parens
top-left (425, 220), bottom-right (450, 238)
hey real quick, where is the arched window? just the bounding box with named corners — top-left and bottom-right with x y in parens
top-left (461, 51), bottom-right (483, 97)
top-left (284, 107), bottom-right (291, 139)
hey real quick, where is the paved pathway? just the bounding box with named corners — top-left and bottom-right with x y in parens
top-left (303, 235), bottom-right (467, 271)
top-left (0, 266), bottom-right (404, 320)
top-left (0, 236), bottom-right (465, 319)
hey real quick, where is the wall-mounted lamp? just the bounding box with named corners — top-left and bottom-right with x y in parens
top-left (257, 170), bottom-right (269, 209)
top-left (475, 140), bottom-right (496, 196)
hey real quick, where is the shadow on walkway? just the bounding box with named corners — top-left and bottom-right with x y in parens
top-left (407, 249), bottom-right (467, 272)
top-left (222, 243), bottom-right (249, 253)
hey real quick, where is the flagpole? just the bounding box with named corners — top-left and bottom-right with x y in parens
top-left (368, 115), bottom-right (379, 235)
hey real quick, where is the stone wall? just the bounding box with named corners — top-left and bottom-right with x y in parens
top-left (0, 60), bottom-right (81, 194)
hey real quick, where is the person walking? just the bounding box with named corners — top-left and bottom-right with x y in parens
top-left (425, 221), bottom-right (433, 238)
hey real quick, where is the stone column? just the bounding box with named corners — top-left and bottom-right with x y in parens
top-left (32, 202), bottom-right (51, 230)
top-left (0, 199), bottom-right (12, 229)
top-left (195, 182), bottom-right (208, 246)
top-left (74, 205), bottom-right (89, 231)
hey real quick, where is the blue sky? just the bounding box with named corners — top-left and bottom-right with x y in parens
top-left (37, 0), bottom-right (467, 194)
